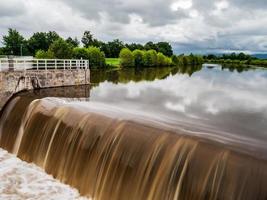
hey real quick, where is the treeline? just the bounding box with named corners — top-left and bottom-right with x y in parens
top-left (204, 53), bottom-right (254, 61)
top-left (119, 48), bottom-right (204, 68)
top-left (0, 28), bottom-right (204, 68)
top-left (0, 29), bottom-right (173, 58)
top-left (204, 52), bottom-right (267, 67)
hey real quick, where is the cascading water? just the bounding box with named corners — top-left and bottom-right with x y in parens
top-left (0, 92), bottom-right (267, 200)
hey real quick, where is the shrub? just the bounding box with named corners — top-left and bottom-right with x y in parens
top-left (87, 46), bottom-right (106, 68)
top-left (133, 49), bottom-right (144, 67)
top-left (119, 48), bottom-right (134, 67)
top-left (49, 38), bottom-right (73, 59)
top-left (171, 55), bottom-right (179, 65)
top-left (72, 47), bottom-right (89, 59)
top-left (182, 56), bottom-right (189, 66)
top-left (35, 49), bottom-right (54, 59)
top-left (157, 52), bottom-right (165, 66)
top-left (143, 50), bottom-right (158, 67)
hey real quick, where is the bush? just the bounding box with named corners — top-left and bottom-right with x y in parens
top-left (119, 48), bottom-right (134, 67)
top-left (143, 50), bottom-right (158, 67)
top-left (49, 38), bottom-right (73, 59)
top-left (157, 52), bottom-right (165, 66)
top-left (87, 46), bottom-right (106, 68)
top-left (171, 55), bottom-right (178, 65)
top-left (35, 49), bottom-right (54, 59)
top-left (133, 49), bottom-right (144, 67)
top-left (72, 47), bottom-right (89, 59)
top-left (182, 56), bottom-right (189, 66)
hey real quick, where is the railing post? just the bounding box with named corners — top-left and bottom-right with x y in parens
top-left (45, 60), bottom-right (47, 71)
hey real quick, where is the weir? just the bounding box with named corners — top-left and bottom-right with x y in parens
top-left (0, 91), bottom-right (267, 200)
top-left (0, 58), bottom-right (90, 109)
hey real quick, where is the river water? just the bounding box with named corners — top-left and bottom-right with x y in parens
top-left (0, 64), bottom-right (267, 199)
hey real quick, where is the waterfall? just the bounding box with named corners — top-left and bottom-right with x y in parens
top-left (0, 93), bottom-right (267, 200)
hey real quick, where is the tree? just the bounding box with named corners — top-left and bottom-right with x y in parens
top-left (143, 50), bottom-right (158, 67)
top-left (157, 42), bottom-right (173, 57)
top-left (0, 47), bottom-right (3, 55)
top-left (87, 46), bottom-right (106, 68)
top-left (66, 37), bottom-right (79, 47)
top-left (171, 55), bottom-right (178, 65)
top-left (107, 39), bottom-right (125, 58)
top-left (99, 42), bottom-right (111, 58)
top-left (46, 31), bottom-right (61, 45)
top-left (81, 31), bottom-right (100, 47)
top-left (133, 50), bottom-right (144, 67)
top-left (27, 32), bottom-right (49, 55)
top-left (144, 41), bottom-right (158, 51)
top-left (2, 28), bottom-right (27, 55)
top-left (49, 38), bottom-right (73, 59)
top-left (35, 49), bottom-right (54, 59)
top-left (125, 43), bottom-right (144, 51)
top-left (72, 47), bottom-right (89, 59)
top-left (119, 48), bottom-right (134, 67)
top-left (182, 56), bottom-right (189, 66)
top-left (157, 52), bottom-right (165, 66)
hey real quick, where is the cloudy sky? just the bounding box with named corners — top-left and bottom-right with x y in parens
top-left (0, 0), bottom-right (267, 54)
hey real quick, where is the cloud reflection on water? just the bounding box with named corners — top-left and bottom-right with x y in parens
top-left (90, 66), bottom-right (267, 150)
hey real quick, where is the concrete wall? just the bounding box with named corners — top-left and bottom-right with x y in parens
top-left (0, 69), bottom-right (90, 109)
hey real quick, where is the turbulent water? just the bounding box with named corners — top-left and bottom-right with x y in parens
top-left (0, 148), bottom-right (87, 200)
top-left (0, 65), bottom-right (267, 199)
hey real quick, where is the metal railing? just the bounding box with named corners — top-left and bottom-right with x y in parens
top-left (0, 58), bottom-right (89, 71)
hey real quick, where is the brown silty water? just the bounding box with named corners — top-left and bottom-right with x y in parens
top-left (0, 90), bottom-right (267, 200)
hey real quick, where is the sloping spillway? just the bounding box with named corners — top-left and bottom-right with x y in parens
top-left (0, 93), bottom-right (267, 200)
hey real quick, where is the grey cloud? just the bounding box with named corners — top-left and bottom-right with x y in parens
top-left (0, 0), bottom-right (26, 17)
top-left (0, 0), bottom-right (266, 53)
top-left (53, 0), bottom-right (190, 26)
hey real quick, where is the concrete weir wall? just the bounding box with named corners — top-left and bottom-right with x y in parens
top-left (0, 69), bottom-right (90, 108)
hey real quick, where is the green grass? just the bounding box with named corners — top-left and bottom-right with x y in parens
top-left (106, 58), bottom-right (121, 67)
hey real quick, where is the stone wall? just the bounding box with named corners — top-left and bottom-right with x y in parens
top-left (0, 69), bottom-right (90, 109)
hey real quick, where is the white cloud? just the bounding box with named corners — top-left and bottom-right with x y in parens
top-left (171, 0), bottom-right (193, 11)
top-left (0, 0), bottom-right (266, 53)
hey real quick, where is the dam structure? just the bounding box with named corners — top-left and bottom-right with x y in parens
top-left (0, 58), bottom-right (90, 109)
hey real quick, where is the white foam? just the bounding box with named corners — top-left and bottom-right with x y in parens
top-left (0, 148), bottom-right (89, 200)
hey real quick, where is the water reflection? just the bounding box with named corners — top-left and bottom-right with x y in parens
top-left (90, 65), bottom-right (267, 154)
top-left (91, 65), bottom-right (202, 84)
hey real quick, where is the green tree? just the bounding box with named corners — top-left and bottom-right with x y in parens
top-left (99, 42), bottom-right (111, 58)
top-left (66, 37), bottom-right (79, 47)
top-left (107, 39), bottom-right (125, 58)
top-left (81, 31), bottom-right (93, 47)
top-left (171, 55), bottom-right (178, 65)
top-left (143, 50), bottom-right (158, 67)
top-left (46, 31), bottom-right (61, 46)
top-left (27, 32), bottom-right (49, 55)
top-left (49, 38), bottom-right (73, 59)
top-left (157, 42), bottom-right (173, 57)
top-left (0, 47), bottom-right (4, 55)
top-left (133, 50), bottom-right (144, 67)
top-left (125, 43), bottom-right (144, 51)
top-left (72, 47), bottom-right (89, 59)
top-left (119, 48), bottom-right (134, 67)
top-left (81, 31), bottom-right (100, 47)
top-left (144, 41), bottom-right (158, 51)
top-left (87, 46), bottom-right (106, 68)
top-left (157, 52), bottom-right (165, 66)
top-left (182, 56), bottom-right (189, 66)
top-left (35, 49), bottom-right (54, 59)
top-left (2, 28), bottom-right (27, 55)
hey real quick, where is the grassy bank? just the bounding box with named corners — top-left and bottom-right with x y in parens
top-left (106, 58), bottom-right (121, 67)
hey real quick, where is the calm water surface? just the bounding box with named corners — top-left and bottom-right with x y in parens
top-left (90, 64), bottom-right (267, 154)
